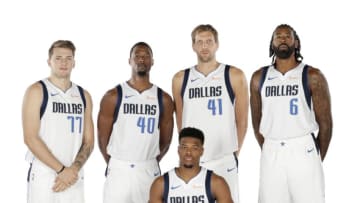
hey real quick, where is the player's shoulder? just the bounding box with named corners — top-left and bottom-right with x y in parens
top-left (226, 64), bottom-right (246, 78)
top-left (305, 64), bottom-right (328, 84)
top-left (173, 70), bottom-right (184, 79)
top-left (99, 85), bottom-right (121, 106)
top-left (152, 174), bottom-right (165, 187)
top-left (208, 170), bottom-right (228, 187)
top-left (25, 80), bottom-right (45, 96)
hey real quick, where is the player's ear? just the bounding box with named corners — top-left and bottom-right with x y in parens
top-left (200, 146), bottom-right (204, 156)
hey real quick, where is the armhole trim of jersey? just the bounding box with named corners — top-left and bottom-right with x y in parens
top-left (163, 172), bottom-right (169, 203)
top-left (157, 88), bottom-right (164, 128)
top-left (77, 85), bottom-right (87, 109)
top-left (39, 80), bottom-right (48, 119)
top-left (113, 84), bottom-right (123, 124)
top-left (205, 170), bottom-right (215, 203)
top-left (224, 65), bottom-right (235, 104)
top-left (180, 68), bottom-right (190, 99)
top-left (259, 66), bottom-right (270, 92)
top-left (302, 65), bottom-right (312, 109)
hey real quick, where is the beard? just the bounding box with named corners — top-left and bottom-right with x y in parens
top-left (137, 71), bottom-right (147, 77)
top-left (273, 44), bottom-right (295, 59)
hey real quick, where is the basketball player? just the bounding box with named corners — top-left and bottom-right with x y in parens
top-left (172, 24), bottom-right (248, 203)
top-left (149, 127), bottom-right (233, 203)
top-left (250, 24), bottom-right (333, 203)
top-left (22, 40), bottom-right (94, 203)
top-left (97, 42), bottom-right (174, 203)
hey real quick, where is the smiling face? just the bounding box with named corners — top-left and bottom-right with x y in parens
top-left (178, 136), bottom-right (203, 169)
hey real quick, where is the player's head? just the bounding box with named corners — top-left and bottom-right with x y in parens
top-left (129, 42), bottom-right (154, 77)
top-left (191, 24), bottom-right (219, 63)
top-left (48, 40), bottom-right (76, 59)
top-left (178, 127), bottom-right (204, 169)
top-left (269, 24), bottom-right (303, 63)
top-left (47, 40), bottom-right (76, 78)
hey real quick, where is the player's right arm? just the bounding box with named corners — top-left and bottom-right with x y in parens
top-left (148, 176), bottom-right (165, 203)
top-left (172, 70), bottom-right (185, 132)
top-left (97, 88), bottom-right (117, 164)
top-left (250, 69), bottom-right (264, 148)
top-left (22, 82), bottom-right (64, 173)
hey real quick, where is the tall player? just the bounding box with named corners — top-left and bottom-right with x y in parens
top-left (22, 40), bottom-right (94, 203)
top-left (172, 24), bottom-right (248, 203)
top-left (97, 42), bottom-right (174, 203)
top-left (149, 127), bottom-right (233, 203)
top-left (250, 24), bottom-right (333, 203)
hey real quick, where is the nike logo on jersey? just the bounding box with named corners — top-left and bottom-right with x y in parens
top-left (190, 78), bottom-right (200, 82)
top-left (153, 172), bottom-right (160, 176)
top-left (307, 148), bottom-right (314, 153)
top-left (227, 167), bottom-right (236, 172)
top-left (125, 95), bottom-right (134, 99)
top-left (50, 92), bottom-right (59, 96)
top-left (267, 76), bottom-right (278, 80)
top-left (171, 185), bottom-right (181, 190)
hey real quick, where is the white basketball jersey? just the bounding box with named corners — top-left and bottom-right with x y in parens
top-left (163, 167), bottom-right (215, 203)
top-left (181, 64), bottom-right (237, 161)
top-left (25, 79), bottom-right (86, 167)
top-left (106, 82), bottom-right (162, 161)
top-left (259, 63), bottom-right (319, 139)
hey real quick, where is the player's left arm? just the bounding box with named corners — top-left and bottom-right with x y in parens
top-left (308, 67), bottom-right (333, 161)
top-left (230, 66), bottom-right (249, 156)
top-left (71, 90), bottom-right (95, 170)
top-left (157, 91), bottom-right (174, 162)
top-left (211, 173), bottom-right (234, 203)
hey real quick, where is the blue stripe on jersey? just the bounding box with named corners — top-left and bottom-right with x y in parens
top-left (113, 85), bottom-right (123, 124)
top-left (302, 65), bottom-right (312, 109)
top-left (39, 80), bottom-right (48, 119)
top-left (205, 170), bottom-right (215, 203)
top-left (157, 88), bottom-right (163, 128)
top-left (77, 85), bottom-right (87, 109)
top-left (181, 68), bottom-right (190, 99)
top-left (224, 65), bottom-right (235, 104)
top-left (163, 172), bottom-right (169, 203)
top-left (259, 66), bottom-right (270, 92)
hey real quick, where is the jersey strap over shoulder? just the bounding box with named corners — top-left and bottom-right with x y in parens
top-left (113, 84), bottom-right (123, 124)
top-left (39, 80), bottom-right (48, 119)
top-left (224, 65), bottom-right (235, 104)
top-left (259, 66), bottom-right (270, 93)
top-left (181, 68), bottom-right (190, 99)
top-left (302, 65), bottom-right (311, 109)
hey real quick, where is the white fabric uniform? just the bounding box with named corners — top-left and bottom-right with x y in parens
top-left (26, 79), bottom-right (86, 203)
top-left (163, 167), bottom-right (215, 203)
top-left (259, 63), bottom-right (325, 203)
top-left (104, 82), bottom-right (162, 203)
top-left (181, 64), bottom-right (239, 202)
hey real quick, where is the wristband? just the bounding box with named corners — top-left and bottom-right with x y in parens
top-left (57, 165), bottom-right (65, 174)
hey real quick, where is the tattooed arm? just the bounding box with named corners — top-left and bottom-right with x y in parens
top-left (308, 67), bottom-right (332, 161)
top-left (72, 89), bottom-right (95, 170)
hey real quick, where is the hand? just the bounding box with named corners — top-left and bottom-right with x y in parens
top-left (52, 166), bottom-right (78, 192)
